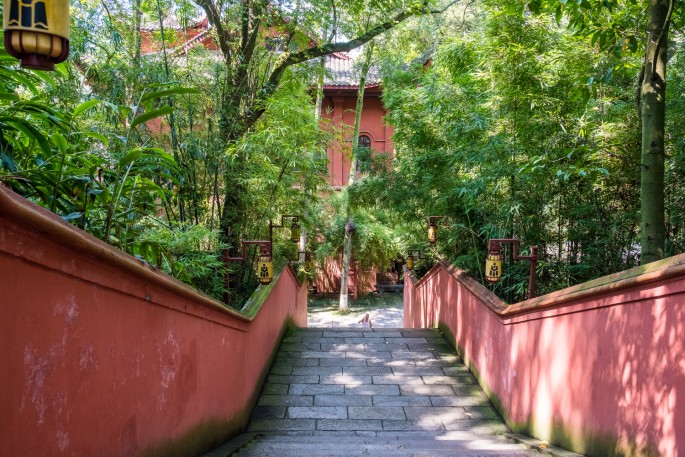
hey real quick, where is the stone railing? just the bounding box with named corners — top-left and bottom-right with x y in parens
top-left (0, 186), bottom-right (307, 457)
top-left (404, 256), bottom-right (685, 457)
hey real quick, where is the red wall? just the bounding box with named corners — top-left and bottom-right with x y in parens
top-left (405, 259), bottom-right (685, 457)
top-left (313, 255), bottom-right (376, 296)
top-left (0, 186), bottom-right (307, 457)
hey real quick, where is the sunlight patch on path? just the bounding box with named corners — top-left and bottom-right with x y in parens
top-left (307, 293), bottom-right (404, 328)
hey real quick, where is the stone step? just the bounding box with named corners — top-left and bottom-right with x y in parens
top-left (229, 433), bottom-right (534, 457)
top-left (235, 433), bottom-right (523, 445)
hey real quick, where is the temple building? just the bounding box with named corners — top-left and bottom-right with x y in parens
top-left (141, 17), bottom-right (398, 295)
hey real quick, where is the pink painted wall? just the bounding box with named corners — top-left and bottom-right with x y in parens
top-left (0, 186), bottom-right (307, 457)
top-left (405, 259), bottom-right (685, 457)
top-left (321, 89), bottom-right (395, 188)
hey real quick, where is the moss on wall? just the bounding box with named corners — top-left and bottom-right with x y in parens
top-left (437, 321), bottom-right (457, 352)
top-left (240, 264), bottom-right (286, 318)
top-left (141, 282), bottom-right (295, 457)
top-left (437, 318), bottom-right (661, 457)
top-left (140, 416), bottom-right (249, 457)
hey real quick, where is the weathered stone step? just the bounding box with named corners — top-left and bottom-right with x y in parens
top-left (235, 434), bottom-right (524, 446)
top-left (235, 448), bottom-right (534, 456)
top-left (230, 434), bottom-right (534, 456)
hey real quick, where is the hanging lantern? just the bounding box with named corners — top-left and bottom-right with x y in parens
top-left (485, 252), bottom-right (502, 283)
top-left (406, 254), bottom-right (415, 271)
top-left (3, 0), bottom-right (70, 71)
top-left (290, 222), bottom-right (301, 243)
top-left (256, 254), bottom-right (273, 285)
top-left (428, 222), bottom-right (438, 244)
top-left (304, 252), bottom-right (313, 271)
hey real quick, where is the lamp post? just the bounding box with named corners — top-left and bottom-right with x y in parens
top-left (223, 239), bottom-right (274, 304)
top-left (428, 216), bottom-right (448, 244)
top-left (292, 250), bottom-right (311, 262)
top-left (3, 0), bottom-right (70, 70)
top-left (485, 238), bottom-right (538, 299)
top-left (270, 215), bottom-right (302, 262)
top-left (270, 215), bottom-right (300, 243)
top-left (292, 251), bottom-right (314, 270)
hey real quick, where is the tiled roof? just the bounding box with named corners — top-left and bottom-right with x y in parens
top-left (140, 15), bottom-right (206, 32)
top-left (324, 53), bottom-right (381, 88)
top-left (140, 16), bottom-right (382, 88)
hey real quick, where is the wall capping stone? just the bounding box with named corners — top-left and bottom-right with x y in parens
top-left (408, 253), bottom-right (685, 320)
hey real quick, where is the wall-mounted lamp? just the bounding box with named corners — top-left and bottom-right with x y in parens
top-left (406, 251), bottom-right (427, 271)
top-left (3, 0), bottom-right (70, 70)
top-left (257, 253), bottom-right (274, 285)
top-left (270, 215), bottom-right (300, 245)
top-left (485, 238), bottom-right (538, 299)
top-left (224, 240), bottom-right (274, 285)
top-left (290, 222), bottom-right (301, 243)
top-left (428, 216), bottom-right (448, 244)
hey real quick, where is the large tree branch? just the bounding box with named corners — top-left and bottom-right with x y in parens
top-left (241, 7), bottom-right (262, 66)
top-left (240, 2), bottom-right (249, 54)
top-left (263, 1), bottom-right (459, 99)
top-left (195, 0), bottom-right (232, 60)
top-left (650, 0), bottom-right (674, 77)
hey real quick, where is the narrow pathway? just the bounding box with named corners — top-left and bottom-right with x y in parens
top-left (307, 294), bottom-right (404, 328)
top-left (206, 327), bottom-right (540, 456)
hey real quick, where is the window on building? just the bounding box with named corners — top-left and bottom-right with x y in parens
top-left (356, 135), bottom-right (373, 174)
top-left (358, 135), bottom-right (371, 149)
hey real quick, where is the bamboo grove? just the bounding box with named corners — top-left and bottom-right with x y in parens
top-left (1, 0), bottom-right (684, 306)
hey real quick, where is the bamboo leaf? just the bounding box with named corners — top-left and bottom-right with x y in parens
top-left (79, 131), bottom-right (109, 147)
top-left (61, 212), bottom-right (84, 222)
top-left (140, 87), bottom-right (201, 102)
top-left (51, 132), bottom-right (68, 153)
top-left (31, 70), bottom-right (56, 89)
top-left (130, 106), bottom-right (175, 130)
top-left (73, 99), bottom-right (102, 118)
top-left (0, 117), bottom-right (51, 155)
top-left (0, 67), bottom-right (39, 94)
top-left (0, 93), bottom-right (20, 102)
top-left (119, 149), bottom-right (143, 168)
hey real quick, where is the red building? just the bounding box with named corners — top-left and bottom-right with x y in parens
top-left (312, 53), bottom-right (398, 296)
top-left (320, 53), bottom-right (394, 188)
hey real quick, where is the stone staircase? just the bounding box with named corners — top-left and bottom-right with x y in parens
top-left (203, 328), bottom-right (541, 457)
top-left (375, 271), bottom-right (404, 293)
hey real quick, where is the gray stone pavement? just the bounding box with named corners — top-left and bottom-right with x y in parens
top-left (205, 327), bottom-right (545, 456)
top-left (307, 293), bottom-right (404, 328)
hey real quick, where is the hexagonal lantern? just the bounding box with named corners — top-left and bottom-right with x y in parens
top-left (4, 0), bottom-right (70, 70)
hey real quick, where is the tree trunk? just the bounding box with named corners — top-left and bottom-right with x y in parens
top-left (639, 0), bottom-right (672, 264)
top-left (300, 57), bottom-right (328, 256)
top-left (339, 42), bottom-right (374, 312)
top-left (133, 0), bottom-right (142, 65)
top-left (339, 226), bottom-right (354, 311)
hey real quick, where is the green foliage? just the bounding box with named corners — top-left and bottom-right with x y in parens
top-left (0, 33), bottom-right (231, 300)
top-left (2, 0), bottom-right (682, 307)
top-left (356, 0), bottom-right (660, 302)
top-left (137, 223), bottom-right (228, 300)
top-left (0, 71), bottom-right (189, 246)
